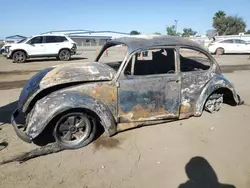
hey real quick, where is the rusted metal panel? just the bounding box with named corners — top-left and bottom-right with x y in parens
top-left (117, 119), bottom-right (174, 132)
top-left (110, 35), bottom-right (202, 53)
top-left (63, 82), bottom-right (118, 120)
top-left (26, 91), bottom-right (117, 139)
top-left (180, 72), bottom-right (213, 118)
top-left (40, 62), bottom-right (115, 87)
top-left (19, 62), bottom-right (116, 112)
top-left (118, 75), bottom-right (180, 122)
top-left (194, 75), bottom-right (241, 116)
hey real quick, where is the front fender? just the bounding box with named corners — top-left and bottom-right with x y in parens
top-left (194, 75), bottom-right (241, 116)
top-left (26, 91), bottom-right (117, 139)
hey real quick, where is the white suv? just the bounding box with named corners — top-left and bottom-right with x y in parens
top-left (5, 34), bottom-right (77, 63)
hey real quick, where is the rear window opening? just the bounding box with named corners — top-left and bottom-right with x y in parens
top-left (179, 48), bottom-right (211, 72)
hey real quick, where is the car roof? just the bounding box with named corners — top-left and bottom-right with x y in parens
top-left (39, 33), bottom-right (67, 37)
top-left (110, 35), bottom-right (201, 51)
top-left (219, 38), bottom-right (246, 42)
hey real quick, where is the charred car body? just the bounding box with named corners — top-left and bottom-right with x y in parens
top-left (11, 35), bottom-right (244, 149)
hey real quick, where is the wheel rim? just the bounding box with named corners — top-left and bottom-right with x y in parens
top-left (13, 52), bottom-right (25, 62)
top-left (217, 48), bottom-right (223, 55)
top-left (59, 50), bottom-right (70, 60)
top-left (55, 113), bottom-right (92, 145)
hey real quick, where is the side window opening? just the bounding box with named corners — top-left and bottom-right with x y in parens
top-left (29, 36), bottom-right (43, 44)
top-left (179, 48), bottom-right (210, 72)
top-left (45, 36), bottom-right (57, 43)
top-left (45, 36), bottom-right (68, 43)
top-left (234, 39), bottom-right (246, 44)
top-left (125, 48), bottom-right (176, 76)
top-left (220, 39), bottom-right (233, 43)
top-left (57, 36), bottom-right (68, 42)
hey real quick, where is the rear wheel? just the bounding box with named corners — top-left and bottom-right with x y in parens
top-left (58, 49), bottom-right (71, 61)
top-left (53, 111), bottom-right (96, 149)
top-left (12, 51), bottom-right (26, 63)
top-left (205, 93), bottom-right (223, 113)
top-left (215, 48), bottom-right (224, 55)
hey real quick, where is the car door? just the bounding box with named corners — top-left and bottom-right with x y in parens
top-left (234, 39), bottom-right (250, 53)
top-left (220, 39), bottom-right (235, 53)
top-left (118, 47), bottom-right (181, 122)
top-left (179, 47), bottom-right (213, 118)
top-left (26, 36), bottom-right (46, 56)
top-left (44, 36), bottom-right (61, 55)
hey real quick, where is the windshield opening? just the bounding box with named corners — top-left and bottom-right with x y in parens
top-left (97, 43), bottom-right (128, 72)
top-left (17, 38), bottom-right (27, 43)
top-left (21, 37), bottom-right (32, 44)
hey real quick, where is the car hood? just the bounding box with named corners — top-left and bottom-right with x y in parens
top-left (18, 62), bottom-right (116, 111)
top-left (9, 43), bottom-right (21, 49)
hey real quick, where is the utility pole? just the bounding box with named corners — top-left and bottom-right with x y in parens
top-left (174, 20), bottom-right (178, 34)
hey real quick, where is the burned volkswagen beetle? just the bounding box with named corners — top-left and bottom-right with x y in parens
top-left (11, 35), bottom-right (243, 149)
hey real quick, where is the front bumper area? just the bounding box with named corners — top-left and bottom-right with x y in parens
top-left (11, 109), bottom-right (32, 143)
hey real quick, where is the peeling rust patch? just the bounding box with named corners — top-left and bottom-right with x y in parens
top-left (118, 76), bottom-right (180, 122)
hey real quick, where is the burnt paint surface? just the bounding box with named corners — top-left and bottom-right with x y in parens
top-left (180, 71), bottom-right (213, 118)
top-left (118, 75), bottom-right (180, 122)
top-left (26, 91), bottom-right (116, 139)
top-left (20, 62), bottom-right (115, 112)
top-left (111, 35), bottom-right (202, 53)
top-left (194, 74), bottom-right (240, 116)
top-left (62, 82), bottom-right (118, 121)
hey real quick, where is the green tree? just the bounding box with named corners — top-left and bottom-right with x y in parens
top-left (245, 30), bottom-right (250, 34)
top-left (223, 16), bottom-right (246, 35)
top-left (213, 10), bottom-right (226, 20)
top-left (182, 28), bottom-right (197, 37)
top-left (130, 30), bottom-right (141, 35)
top-left (166, 25), bottom-right (176, 36)
top-left (213, 11), bottom-right (246, 35)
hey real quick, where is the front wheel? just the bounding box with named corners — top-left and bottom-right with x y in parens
top-left (58, 49), bottom-right (71, 61)
top-left (53, 112), bottom-right (97, 149)
top-left (12, 51), bottom-right (26, 63)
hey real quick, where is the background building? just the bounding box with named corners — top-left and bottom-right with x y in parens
top-left (4, 35), bottom-right (27, 44)
top-left (42, 30), bottom-right (131, 47)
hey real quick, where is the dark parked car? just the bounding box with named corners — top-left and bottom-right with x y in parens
top-left (11, 36), bottom-right (244, 149)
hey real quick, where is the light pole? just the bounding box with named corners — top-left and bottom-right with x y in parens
top-left (174, 20), bottom-right (178, 34)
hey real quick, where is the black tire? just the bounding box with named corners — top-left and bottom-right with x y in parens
top-left (53, 111), bottom-right (97, 149)
top-left (58, 49), bottom-right (71, 61)
top-left (216, 48), bottom-right (224, 55)
top-left (12, 51), bottom-right (26, 63)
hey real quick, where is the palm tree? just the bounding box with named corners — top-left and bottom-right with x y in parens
top-left (213, 11), bottom-right (226, 20)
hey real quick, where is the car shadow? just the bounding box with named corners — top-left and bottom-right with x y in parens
top-left (0, 101), bottom-right (24, 126)
top-left (25, 57), bottom-right (88, 63)
top-left (178, 156), bottom-right (236, 188)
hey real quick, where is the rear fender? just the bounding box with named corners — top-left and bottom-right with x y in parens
top-left (26, 91), bottom-right (116, 139)
top-left (194, 75), bottom-right (240, 116)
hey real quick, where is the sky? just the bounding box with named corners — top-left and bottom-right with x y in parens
top-left (1, 0), bottom-right (250, 39)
